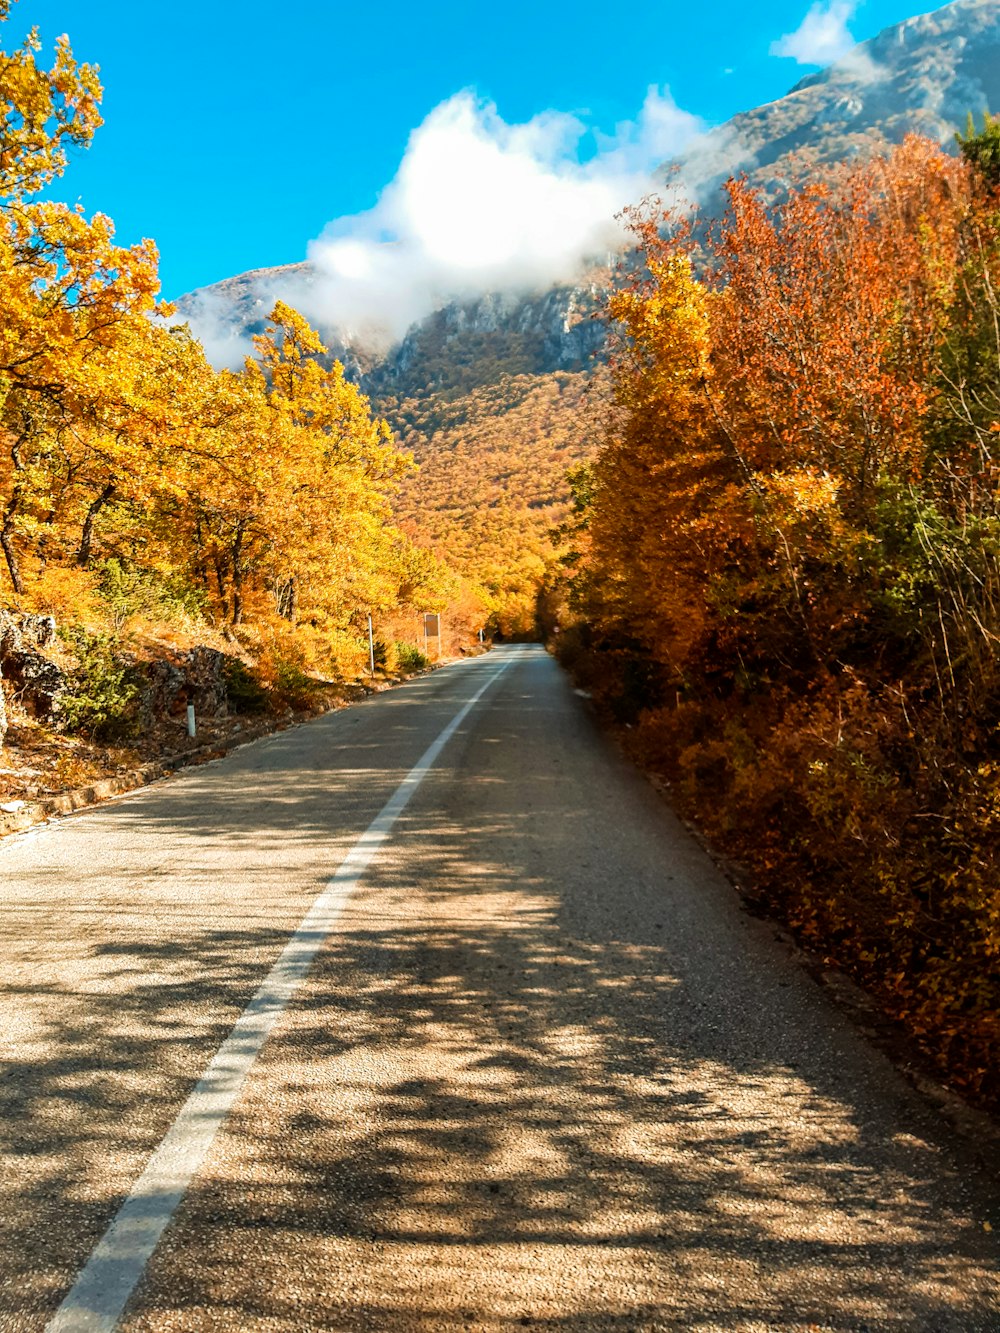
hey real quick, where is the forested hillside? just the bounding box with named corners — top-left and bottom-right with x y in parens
top-left (177, 274), bottom-right (608, 634)
top-left (557, 127), bottom-right (1000, 1110)
top-left (388, 371), bottom-right (604, 634)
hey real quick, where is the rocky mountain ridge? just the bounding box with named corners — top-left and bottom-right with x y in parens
top-left (177, 266), bottom-right (608, 397)
top-left (177, 0), bottom-right (1000, 393)
top-left (674, 0), bottom-right (1000, 206)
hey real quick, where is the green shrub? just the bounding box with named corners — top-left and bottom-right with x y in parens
top-left (223, 657), bottom-right (270, 714)
top-left (395, 642), bottom-right (430, 673)
top-left (59, 631), bottom-right (140, 741)
top-left (271, 659), bottom-right (318, 709)
top-left (372, 638), bottom-right (392, 671)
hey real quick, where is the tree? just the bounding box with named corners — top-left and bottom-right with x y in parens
top-left (0, 205), bottom-right (162, 592)
top-left (0, 0), bottom-right (102, 201)
top-left (0, 4), bottom-right (166, 595)
top-left (957, 110), bottom-right (1000, 191)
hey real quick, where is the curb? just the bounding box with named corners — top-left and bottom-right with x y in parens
top-left (0, 675), bottom-right (414, 841)
top-left (0, 716), bottom-right (295, 839)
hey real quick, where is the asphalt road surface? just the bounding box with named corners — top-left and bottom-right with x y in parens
top-left (1, 645), bottom-right (997, 1332)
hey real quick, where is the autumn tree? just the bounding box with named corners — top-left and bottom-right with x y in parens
top-left (0, 0), bottom-right (497, 679)
top-left (0, 0), bottom-right (102, 202)
top-left (569, 136), bottom-right (1000, 1108)
top-left (0, 5), bottom-right (166, 597)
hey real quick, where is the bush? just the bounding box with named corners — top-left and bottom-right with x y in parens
top-left (59, 631), bottom-right (140, 741)
top-left (372, 638), bottom-right (395, 673)
top-left (323, 628), bottom-right (370, 680)
top-left (395, 642), bottom-right (430, 673)
top-left (271, 659), bottom-right (319, 709)
top-left (624, 677), bottom-right (1000, 1111)
top-left (223, 657), bottom-right (270, 714)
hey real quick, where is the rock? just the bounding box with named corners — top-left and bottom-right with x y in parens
top-left (17, 614), bottom-right (56, 648)
top-left (185, 646), bottom-right (228, 718)
top-left (11, 653), bottom-right (66, 718)
top-left (134, 647), bottom-right (229, 731)
top-left (0, 611), bottom-right (68, 720)
top-left (0, 611), bottom-right (21, 659)
top-left (135, 657), bottom-right (188, 729)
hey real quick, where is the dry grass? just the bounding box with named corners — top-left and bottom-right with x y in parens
top-left (0, 711), bottom-right (139, 802)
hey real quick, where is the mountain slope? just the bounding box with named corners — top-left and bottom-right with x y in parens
top-left (674, 0), bottom-right (1000, 205)
top-left (177, 0), bottom-right (1000, 374)
top-left (391, 370), bottom-right (606, 632)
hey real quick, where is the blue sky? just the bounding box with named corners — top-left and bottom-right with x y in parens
top-left (11, 0), bottom-right (937, 303)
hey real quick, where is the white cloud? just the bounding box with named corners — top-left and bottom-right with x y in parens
top-left (771, 1), bottom-right (858, 66)
top-left (252, 87), bottom-right (703, 350)
top-left (835, 43), bottom-right (886, 86)
top-left (177, 290), bottom-right (257, 369)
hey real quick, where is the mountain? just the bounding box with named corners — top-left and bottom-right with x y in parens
top-left (673, 0), bottom-right (1000, 207)
top-left (177, 266), bottom-right (607, 396)
top-left (363, 281), bottom-right (607, 403)
top-left (176, 0), bottom-right (1000, 378)
top-left (173, 0), bottom-right (1000, 631)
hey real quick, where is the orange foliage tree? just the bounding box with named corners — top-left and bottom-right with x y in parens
top-left (568, 135), bottom-right (1000, 1109)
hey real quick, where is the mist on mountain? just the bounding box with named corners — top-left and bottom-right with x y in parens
top-left (180, 86), bottom-right (703, 368)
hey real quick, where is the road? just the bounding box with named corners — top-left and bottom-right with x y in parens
top-left (0, 645), bottom-right (997, 1332)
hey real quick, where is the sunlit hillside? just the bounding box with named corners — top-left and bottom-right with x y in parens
top-left (388, 371), bottom-right (604, 633)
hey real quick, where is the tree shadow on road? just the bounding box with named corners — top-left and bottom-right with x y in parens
top-left (127, 711), bottom-right (1000, 1332)
top-left (0, 665), bottom-right (493, 1327)
top-left (1, 649), bottom-right (998, 1330)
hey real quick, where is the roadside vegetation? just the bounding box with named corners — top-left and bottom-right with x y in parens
top-left (553, 123), bottom-right (1000, 1112)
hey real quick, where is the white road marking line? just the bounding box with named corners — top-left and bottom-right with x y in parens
top-left (46, 655), bottom-right (513, 1333)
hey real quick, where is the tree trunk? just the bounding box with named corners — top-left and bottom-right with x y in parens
top-left (276, 575), bottom-right (298, 622)
top-left (231, 523), bottom-right (245, 626)
top-left (213, 554), bottom-right (230, 622)
top-left (77, 481), bottom-right (117, 568)
top-left (193, 515), bottom-right (210, 590)
top-left (2, 438), bottom-right (26, 595)
top-left (0, 524), bottom-right (24, 596)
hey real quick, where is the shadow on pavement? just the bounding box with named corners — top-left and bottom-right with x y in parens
top-left (119, 655), bottom-right (1000, 1332)
top-left (0, 648), bottom-right (996, 1330)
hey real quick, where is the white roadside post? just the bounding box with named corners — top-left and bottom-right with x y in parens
top-left (186, 704), bottom-right (196, 738)
top-left (367, 614), bottom-right (376, 676)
